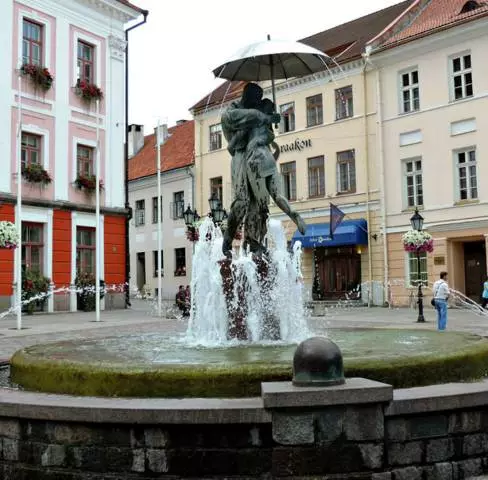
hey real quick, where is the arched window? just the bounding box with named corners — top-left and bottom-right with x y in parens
top-left (460, 1), bottom-right (481, 14)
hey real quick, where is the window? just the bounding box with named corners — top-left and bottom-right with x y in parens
top-left (77, 40), bottom-right (94, 84)
top-left (21, 133), bottom-right (41, 168)
top-left (451, 54), bottom-right (473, 100)
top-left (280, 161), bottom-right (297, 201)
top-left (306, 94), bottom-right (323, 127)
top-left (22, 223), bottom-right (43, 274)
top-left (210, 176), bottom-right (223, 202)
top-left (209, 124), bottom-right (222, 151)
top-left (404, 159), bottom-right (423, 208)
top-left (174, 248), bottom-right (186, 276)
top-left (456, 148), bottom-right (477, 200)
top-left (135, 200), bottom-right (145, 226)
top-left (172, 191), bottom-right (184, 220)
top-left (335, 86), bottom-right (353, 120)
top-left (336, 150), bottom-right (356, 193)
top-left (76, 227), bottom-right (95, 274)
top-left (152, 196), bottom-right (163, 223)
top-left (153, 250), bottom-right (164, 277)
top-left (23, 19), bottom-right (43, 66)
top-left (400, 70), bottom-right (419, 113)
top-left (308, 156), bottom-right (325, 198)
top-left (77, 145), bottom-right (94, 177)
top-left (279, 102), bottom-right (295, 133)
top-left (407, 252), bottom-right (428, 287)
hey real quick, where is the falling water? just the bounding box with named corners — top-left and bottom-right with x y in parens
top-left (185, 217), bottom-right (310, 346)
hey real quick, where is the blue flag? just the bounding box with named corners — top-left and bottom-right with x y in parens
top-left (330, 203), bottom-right (345, 239)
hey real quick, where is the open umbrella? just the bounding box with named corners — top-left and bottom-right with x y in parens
top-left (212, 35), bottom-right (330, 112)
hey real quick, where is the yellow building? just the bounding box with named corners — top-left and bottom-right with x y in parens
top-left (367, 0), bottom-right (488, 305)
top-left (191, 2), bottom-right (410, 305)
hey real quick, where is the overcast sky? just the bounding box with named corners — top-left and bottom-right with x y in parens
top-left (127, 0), bottom-right (402, 132)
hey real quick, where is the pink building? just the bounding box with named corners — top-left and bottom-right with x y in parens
top-left (0, 0), bottom-right (146, 312)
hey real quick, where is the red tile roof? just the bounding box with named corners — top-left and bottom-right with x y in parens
top-left (370, 0), bottom-right (488, 50)
top-left (116, 0), bottom-right (148, 14)
top-left (128, 120), bottom-right (194, 181)
top-left (191, 0), bottom-right (412, 113)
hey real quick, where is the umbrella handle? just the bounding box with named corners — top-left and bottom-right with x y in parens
top-left (270, 58), bottom-right (278, 129)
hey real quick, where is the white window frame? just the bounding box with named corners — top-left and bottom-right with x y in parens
top-left (72, 137), bottom-right (97, 182)
top-left (405, 252), bottom-right (428, 288)
top-left (21, 124), bottom-right (50, 171)
top-left (17, 9), bottom-right (52, 69)
top-left (279, 102), bottom-right (295, 133)
top-left (335, 86), bottom-right (354, 120)
top-left (449, 51), bottom-right (473, 101)
top-left (134, 199), bottom-right (145, 226)
top-left (209, 123), bottom-right (222, 151)
top-left (402, 157), bottom-right (423, 209)
top-left (72, 31), bottom-right (102, 87)
top-left (336, 150), bottom-right (356, 194)
top-left (398, 67), bottom-right (419, 114)
top-left (454, 147), bottom-right (478, 201)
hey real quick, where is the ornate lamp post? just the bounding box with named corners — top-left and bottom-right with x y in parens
top-left (410, 208), bottom-right (425, 323)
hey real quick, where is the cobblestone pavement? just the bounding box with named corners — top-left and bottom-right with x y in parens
top-left (0, 299), bottom-right (486, 359)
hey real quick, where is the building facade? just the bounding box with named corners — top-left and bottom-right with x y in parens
top-left (368, 0), bottom-right (488, 305)
top-left (128, 120), bottom-right (195, 300)
top-left (191, 2), bottom-right (411, 305)
top-left (0, 0), bottom-right (145, 311)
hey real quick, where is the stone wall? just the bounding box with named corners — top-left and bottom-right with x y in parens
top-left (1, 379), bottom-right (488, 479)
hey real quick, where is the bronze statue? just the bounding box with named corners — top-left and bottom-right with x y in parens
top-left (221, 83), bottom-right (306, 257)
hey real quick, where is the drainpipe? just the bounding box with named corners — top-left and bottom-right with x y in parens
top-left (124, 11), bottom-right (148, 308)
top-left (361, 58), bottom-right (373, 307)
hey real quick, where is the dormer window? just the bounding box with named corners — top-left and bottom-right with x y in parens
top-left (460, 1), bottom-right (481, 13)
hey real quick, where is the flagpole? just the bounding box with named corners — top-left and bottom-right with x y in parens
top-left (156, 120), bottom-right (162, 317)
top-left (95, 99), bottom-right (101, 322)
top-left (16, 67), bottom-right (23, 330)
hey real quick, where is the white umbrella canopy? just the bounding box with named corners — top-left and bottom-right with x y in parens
top-left (213, 38), bottom-right (330, 81)
top-left (212, 37), bottom-right (330, 117)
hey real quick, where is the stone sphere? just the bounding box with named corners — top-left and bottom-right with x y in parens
top-left (292, 336), bottom-right (345, 387)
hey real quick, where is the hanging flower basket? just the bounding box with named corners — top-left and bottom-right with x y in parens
top-left (0, 221), bottom-right (19, 249)
top-left (75, 80), bottom-right (103, 102)
top-left (22, 163), bottom-right (52, 185)
top-left (402, 229), bottom-right (434, 253)
top-left (186, 228), bottom-right (199, 242)
top-left (21, 63), bottom-right (54, 91)
top-left (74, 174), bottom-right (104, 193)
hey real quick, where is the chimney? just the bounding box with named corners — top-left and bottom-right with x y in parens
top-left (128, 124), bottom-right (144, 158)
top-left (154, 123), bottom-right (169, 145)
top-left (176, 119), bottom-right (187, 126)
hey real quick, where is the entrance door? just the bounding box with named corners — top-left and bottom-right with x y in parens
top-left (315, 247), bottom-right (361, 300)
top-left (464, 241), bottom-right (486, 302)
top-left (136, 252), bottom-right (146, 292)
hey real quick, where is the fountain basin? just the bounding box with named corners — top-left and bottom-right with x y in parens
top-left (10, 328), bottom-right (488, 397)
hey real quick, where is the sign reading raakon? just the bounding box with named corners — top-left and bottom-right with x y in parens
top-left (279, 138), bottom-right (312, 154)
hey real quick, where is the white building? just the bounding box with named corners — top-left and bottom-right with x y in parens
top-left (128, 120), bottom-right (195, 300)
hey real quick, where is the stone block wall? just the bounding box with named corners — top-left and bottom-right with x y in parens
top-left (2, 379), bottom-right (488, 478)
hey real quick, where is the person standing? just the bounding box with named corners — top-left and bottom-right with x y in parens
top-left (482, 276), bottom-right (488, 309)
top-left (433, 271), bottom-right (449, 331)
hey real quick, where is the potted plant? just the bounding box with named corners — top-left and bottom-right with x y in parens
top-left (0, 221), bottom-right (19, 249)
top-left (22, 163), bottom-right (52, 185)
top-left (75, 272), bottom-right (105, 312)
top-left (20, 63), bottom-right (54, 91)
top-left (22, 269), bottom-right (50, 314)
top-left (75, 80), bottom-right (103, 102)
top-left (402, 230), bottom-right (434, 253)
top-left (74, 174), bottom-right (104, 193)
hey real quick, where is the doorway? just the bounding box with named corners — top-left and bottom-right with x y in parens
top-left (136, 252), bottom-right (146, 292)
top-left (314, 246), bottom-right (361, 300)
top-left (464, 241), bottom-right (486, 302)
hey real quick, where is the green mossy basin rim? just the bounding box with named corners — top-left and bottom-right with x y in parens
top-left (10, 329), bottom-right (488, 397)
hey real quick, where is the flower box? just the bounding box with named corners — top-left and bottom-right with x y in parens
top-left (22, 270), bottom-right (51, 314)
top-left (0, 221), bottom-right (19, 249)
top-left (74, 175), bottom-right (104, 193)
top-left (75, 272), bottom-right (105, 312)
top-left (21, 63), bottom-right (54, 91)
top-left (22, 163), bottom-right (52, 185)
top-left (402, 229), bottom-right (434, 253)
top-left (75, 80), bottom-right (103, 102)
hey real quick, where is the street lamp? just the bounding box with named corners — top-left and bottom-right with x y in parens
top-left (410, 208), bottom-right (425, 323)
top-left (208, 193), bottom-right (226, 226)
top-left (183, 204), bottom-right (197, 227)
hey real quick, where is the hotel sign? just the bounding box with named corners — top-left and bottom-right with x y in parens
top-left (279, 138), bottom-right (312, 154)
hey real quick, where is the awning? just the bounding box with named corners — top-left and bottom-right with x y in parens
top-left (292, 219), bottom-right (368, 248)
